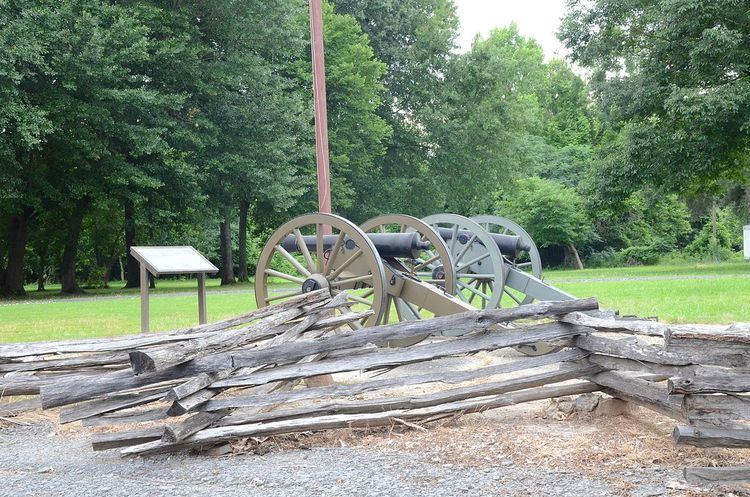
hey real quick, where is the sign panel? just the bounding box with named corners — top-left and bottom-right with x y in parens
top-left (130, 246), bottom-right (218, 276)
top-left (744, 225), bottom-right (750, 261)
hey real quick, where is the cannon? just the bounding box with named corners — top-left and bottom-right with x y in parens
top-left (254, 212), bottom-right (574, 340)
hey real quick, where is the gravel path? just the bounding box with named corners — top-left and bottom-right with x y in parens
top-left (0, 423), bottom-right (713, 497)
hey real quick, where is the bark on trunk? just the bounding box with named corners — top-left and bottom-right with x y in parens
top-left (124, 199), bottom-right (139, 288)
top-left (710, 201), bottom-right (718, 262)
top-left (60, 202), bottom-right (86, 294)
top-left (237, 200), bottom-right (249, 282)
top-left (36, 266), bottom-right (46, 292)
top-left (566, 244), bottom-right (584, 270)
top-left (220, 216), bottom-right (235, 286)
top-left (3, 207), bottom-right (33, 296)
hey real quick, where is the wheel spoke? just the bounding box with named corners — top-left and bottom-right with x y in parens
top-left (412, 253), bottom-right (440, 272)
top-left (324, 231), bottom-right (346, 275)
top-left (345, 293), bottom-right (374, 307)
top-left (504, 288), bottom-right (522, 305)
top-left (328, 248), bottom-right (363, 280)
top-left (455, 252), bottom-right (490, 273)
top-left (274, 244), bottom-right (311, 277)
top-left (264, 269), bottom-right (305, 284)
top-left (293, 228), bottom-right (314, 273)
top-left (400, 298), bottom-right (422, 320)
top-left (458, 280), bottom-right (491, 302)
top-left (316, 224), bottom-right (324, 273)
top-left (454, 234), bottom-right (477, 263)
top-left (265, 289), bottom-right (304, 303)
top-left (448, 224), bottom-right (459, 253)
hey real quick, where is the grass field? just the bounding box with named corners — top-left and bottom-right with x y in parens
top-left (1, 260), bottom-right (748, 343)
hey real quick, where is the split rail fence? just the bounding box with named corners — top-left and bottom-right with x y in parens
top-left (0, 289), bottom-right (747, 486)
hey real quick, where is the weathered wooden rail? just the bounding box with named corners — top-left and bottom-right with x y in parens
top-left (1, 293), bottom-right (748, 487)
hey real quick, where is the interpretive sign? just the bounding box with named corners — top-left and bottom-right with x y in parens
top-left (130, 246), bottom-right (219, 332)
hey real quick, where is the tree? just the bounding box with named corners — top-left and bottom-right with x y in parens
top-left (433, 25), bottom-right (547, 214)
top-left (560, 0), bottom-right (750, 196)
top-left (496, 177), bottom-right (594, 268)
top-left (332, 0), bottom-right (459, 216)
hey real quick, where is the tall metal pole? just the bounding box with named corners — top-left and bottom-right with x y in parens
top-left (309, 0), bottom-right (332, 216)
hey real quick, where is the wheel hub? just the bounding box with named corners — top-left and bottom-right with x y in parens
top-left (302, 274), bottom-right (329, 293)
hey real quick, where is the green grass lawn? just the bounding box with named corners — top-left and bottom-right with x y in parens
top-left (544, 260), bottom-right (750, 281)
top-left (1, 260), bottom-right (748, 343)
top-left (0, 290), bottom-right (259, 343)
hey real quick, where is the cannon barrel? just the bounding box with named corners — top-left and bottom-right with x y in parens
top-left (281, 232), bottom-right (431, 259)
top-left (435, 227), bottom-right (529, 257)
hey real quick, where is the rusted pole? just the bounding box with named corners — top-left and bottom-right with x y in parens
top-left (309, 0), bottom-right (331, 217)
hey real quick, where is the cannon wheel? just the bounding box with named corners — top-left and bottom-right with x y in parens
top-left (254, 213), bottom-right (387, 328)
top-left (361, 214), bottom-right (457, 326)
top-left (422, 214), bottom-right (505, 310)
top-left (472, 215), bottom-right (542, 306)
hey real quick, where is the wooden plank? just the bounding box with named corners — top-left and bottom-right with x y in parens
top-left (129, 306), bottom-right (305, 374)
top-left (673, 425), bottom-right (750, 448)
top-left (0, 397), bottom-right (41, 416)
top-left (590, 371), bottom-right (684, 420)
top-left (667, 324), bottom-right (750, 347)
top-left (586, 354), bottom-right (691, 377)
top-left (205, 348), bottom-right (587, 413)
top-left (121, 380), bottom-right (599, 456)
top-left (212, 363), bottom-right (600, 425)
top-left (0, 352), bottom-right (129, 373)
top-left (167, 389), bottom-right (216, 417)
top-left (162, 411), bottom-right (228, 443)
top-left (213, 323), bottom-right (586, 390)
top-left (575, 334), bottom-right (748, 368)
top-left (40, 299), bottom-right (598, 409)
top-left (81, 407), bottom-right (168, 427)
top-left (561, 312), bottom-right (667, 337)
top-left (682, 394), bottom-right (750, 424)
top-left (683, 466), bottom-right (750, 485)
top-left (668, 367), bottom-right (750, 394)
top-left (92, 427), bottom-right (164, 451)
top-left (59, 389), bottom-right (168, 424)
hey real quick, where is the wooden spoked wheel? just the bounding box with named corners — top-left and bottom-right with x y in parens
top-left (422, 214), bottom-right (506, 310)
top-left (254, 213), bottom-right (387, 328)
top-left (472, 215), bottom-right (542, 306)
top-left (361, 214), bottom-right (457, 325)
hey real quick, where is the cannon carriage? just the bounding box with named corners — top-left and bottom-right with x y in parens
top-left (254, 212), bottom-right (574, 337)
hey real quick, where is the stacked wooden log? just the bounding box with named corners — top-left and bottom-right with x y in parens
top-left (561, 312), bottom-right (750, 486)
top-left (1, 293), bottom-right (748, 487)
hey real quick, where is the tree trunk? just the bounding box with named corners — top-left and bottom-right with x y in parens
top-left (60, 202), bottom-right (86, 294)
top-left (3, 207), bottom-right (33, 296)
top-left (124, 199), bottom-right (139, 288)
top-left (710, 201), bottom-right (718, 262)
top-left (36, 250), bottom-right (47, 292)
top-left (220, 216), bottom-right (235, 286)
top-left (237, 200), bottom-right (249, 282)
top-left (119, 256), bottom-right (125, 282)
top-left (566, 244), bottom-right (584, 270)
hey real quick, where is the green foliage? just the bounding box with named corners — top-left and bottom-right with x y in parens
top-left (332, 0), bottom-right (459, 217)
top-left (495, 177), bottom-right (594, 248)
top-left (686, 207), bottom-right (744, 260)
top-left (434, 25), bottom-right (548, 213)
top-left (561, 0), bottom-right (750, 194)
top-left (315, 2), bottom-right (391, 220)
